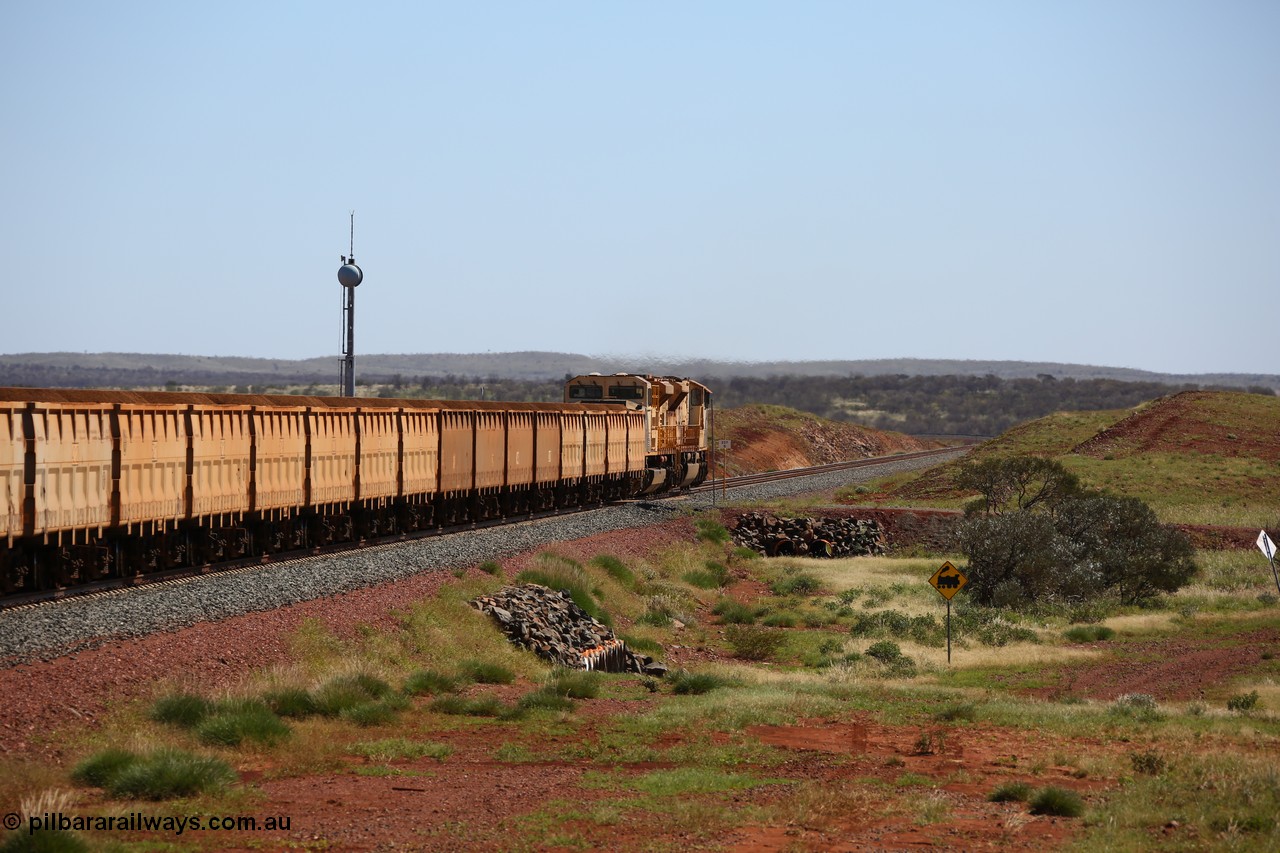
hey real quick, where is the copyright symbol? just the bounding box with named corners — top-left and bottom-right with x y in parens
top-left (2, 813), bottom-right (19, 831)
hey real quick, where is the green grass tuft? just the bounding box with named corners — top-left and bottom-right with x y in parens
top-left (987, 781), bottom-right (1033, 802)
top-left (459, 660), bottom-right (516, 685)
top-left (312, 673), bottom-right (394, 716)
top-left (668, 670), bottom-right (734, 695)
top-left (403, 669), bottom-right (461, 695)
top-left (72, 748), bottom-right (235, 800)
top-left (712, 598), bottom-right (757, 625)
top-left (348, 738), bottom-right (452, 761)
top-left (195, 702), bottom-right (291, 746)
top-left (261, 687), bottom-right (319, 718)
top-left (695, 519), bottom-right (731, 545)
top-left (72, 748), bottom-right (139, 788)
top-left (149, 693), bottom-right (213, 728)
top-left (1028, 786), bottom-right (1085, 817)
top-left (429, 695), bottom-right (507, 717)
top-left (724, 625), bottom-right (786, 661)
top-left (1063, 625), bottom-right (1116, 643)
top-left (590, 555), bottom-right (636, 588)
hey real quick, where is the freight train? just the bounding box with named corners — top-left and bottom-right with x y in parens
top-left (0, 374), bottom-right (710, 594)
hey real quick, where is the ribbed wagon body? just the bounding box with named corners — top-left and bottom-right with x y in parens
top-left (0, 377), bottom-right (693, 595)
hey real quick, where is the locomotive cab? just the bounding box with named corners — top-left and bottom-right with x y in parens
top-left (564, 374), bottom-right (710, 494)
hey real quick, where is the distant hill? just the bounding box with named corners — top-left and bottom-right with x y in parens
top-left (714, 405), bottom-right (939, 477)
top-left (1, 351), bottom-right (1276, 391)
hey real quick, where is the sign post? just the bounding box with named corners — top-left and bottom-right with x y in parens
top-left (717, 440), bottom-right (732, 498)
top-left (1258, 530), bottom-right (1280, 596)
top-left (929, 561), bottom-right (968, 664)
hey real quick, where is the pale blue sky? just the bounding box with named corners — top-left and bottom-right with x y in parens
top-left (4, 1), bottom-right (1277, 375)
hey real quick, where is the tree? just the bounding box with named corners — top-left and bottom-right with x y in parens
top-left (954, 456), bottom-right (1081, 516)
top-left (957, 494), bottom-right (1196, 606)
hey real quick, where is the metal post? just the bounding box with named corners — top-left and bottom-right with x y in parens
top-left (1269, 554), bottom-right (1280, 597)
top-left (946, 598), bottom-right (952, 665)
top-left (343, 285), bottom-right (355, 398)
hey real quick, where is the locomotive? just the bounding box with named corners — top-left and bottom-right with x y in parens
top-left (0, 375), bottom-right (710, 595)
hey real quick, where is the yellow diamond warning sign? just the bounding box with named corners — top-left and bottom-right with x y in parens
top-left (929, 561), bottom-right (968, 600)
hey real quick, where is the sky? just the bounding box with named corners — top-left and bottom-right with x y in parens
top-left (4, 1), bottom-right (1278, 376)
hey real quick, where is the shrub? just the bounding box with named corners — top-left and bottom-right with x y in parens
top-left (712, 598), bottom-right (756, 625)
top-left (1064, 625), bottom-right (1116, 643)
top-left (958, 494), bottom-right (1196, 606)
top-left (771, 573), bottom-right (821, 596)
top-left (1130, 751), bottom-right (1167, 775)
top-left (1028, 786), bottom-right (1084, 817)
top-left (724, 625), bottom-right (786, 661)
top-left (865, 641), bottom-right (904, 663)
top-left (956, 456), bottom-right (1080, 516)
top-left (1227, 690), bottom-right (1260, 712)
top-left (987, 781), bottom-right (1033, 802)
top-left (590, 555), bottom-right (636, 588)
top-left (478, 561), bottom-right (503, 576)
top-left (668, 670), bottom-right (733, 695)
top-left (695, 519), bottom-right (731, 545)
top-left (459, 660), bottom-right (515, 685)
top-left (195, 702), bottom-right (290, 747)
top-left (1110, 693), bottom-right (1159, 717)
top-left (403, 669), bottom-right (460, 696)
top-left (262, 688), bottom-right (319, 718)
top-left (150, 693), bottom-right (214, 728)
top-left (864, 641), bottom-right (917, 677)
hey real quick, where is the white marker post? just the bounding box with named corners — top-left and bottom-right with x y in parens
top-left (1258, 530), bottom-right (1280, 596)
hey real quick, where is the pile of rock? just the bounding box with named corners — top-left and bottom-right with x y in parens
top-left (731, 512), bottom-right (885, 558)
top-left (471, 584), bottom-right (667, 676)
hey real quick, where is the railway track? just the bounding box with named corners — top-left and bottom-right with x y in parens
top-left (1, 445), bottom-right (965, 614)
top-left (691, 446), bottom-right (962, 493)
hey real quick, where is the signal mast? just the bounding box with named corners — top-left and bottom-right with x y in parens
top-left (337, 212), bottom-right (363, 398)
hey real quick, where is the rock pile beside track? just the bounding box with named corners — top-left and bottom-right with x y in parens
top-left (471, 584), bottom-right (667, 676)
top-left (731, 512), bottom-right (885, 557)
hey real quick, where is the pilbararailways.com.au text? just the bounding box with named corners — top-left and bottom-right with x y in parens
top-left (9, 811), bottom-right (291, 836)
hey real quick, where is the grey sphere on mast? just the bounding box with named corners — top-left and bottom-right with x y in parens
top-left (337, 212), bottom-right (363, 398)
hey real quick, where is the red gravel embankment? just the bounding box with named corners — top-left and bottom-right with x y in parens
top-left (0, 518), bottom-right (698, 759)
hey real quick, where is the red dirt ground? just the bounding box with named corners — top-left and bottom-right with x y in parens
top-left (4, 510), bottom-right (1273, 850)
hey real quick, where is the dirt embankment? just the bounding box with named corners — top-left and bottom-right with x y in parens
top-left (716, 405), bottom-right (938, 476)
